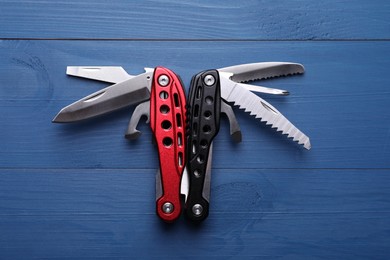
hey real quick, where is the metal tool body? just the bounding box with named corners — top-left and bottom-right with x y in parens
top-left (184, 70), bottom-right (222, 222)
top-left (218, 63), bottom-right (311, 149)
top-left (54, 62), bottom-right (311, 223)
top-left (181, 62), bottom-right (311, 222)
top-left (53, 66), bottom-right (187, 222)
top-left (150, 68), bottom-right (186, 222)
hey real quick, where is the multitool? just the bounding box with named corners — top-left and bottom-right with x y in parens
top-left (53, 62), bottom-right (310, 222)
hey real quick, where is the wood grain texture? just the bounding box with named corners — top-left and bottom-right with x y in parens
top-left (0, 40), bottom-right (389, 169)
top-left (1, 0), bottom-right (390, 259)
top-left (1, 169), bottom-right (389, 259)
top-left (0, 0), bottom-right (389, 40)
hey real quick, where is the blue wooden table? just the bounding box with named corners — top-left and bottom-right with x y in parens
top-left (1, 1), bottom-right (389, 259)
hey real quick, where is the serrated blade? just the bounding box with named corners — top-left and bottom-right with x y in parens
top-left (218, 62), bottom-right (304, 83)
top-left (53, 70), bottom-right (153, 123)
top-left (219, 76), bottom-right (311, 149)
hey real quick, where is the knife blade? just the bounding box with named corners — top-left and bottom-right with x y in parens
top-left (66, 66), bottom-right (133, 83)
top-left (53, 70), bottom-right (153, 122)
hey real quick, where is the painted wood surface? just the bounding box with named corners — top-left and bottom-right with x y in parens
top-left (1, 40), bottom-right (389, 169)
top-left (0, 0), bottom-right (389, 259)
top-left (1, 169), bottom-right (389, 259)
top-left (0, 0), bottom-right (389, 39)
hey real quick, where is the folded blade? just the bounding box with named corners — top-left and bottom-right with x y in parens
top-left (180, 143), bottom-right (213, 203)
top-left (218, 62), bottom-right (304, 83)
top-left (220, 76), bottom-right (311, 149)
top-left (53, 70), bottom-right (153, 122)
top-left (180, 167), bottom-right (189, 202)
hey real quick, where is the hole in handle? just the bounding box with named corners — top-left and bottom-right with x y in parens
top-left (176, 113), bottom-right (182, 127)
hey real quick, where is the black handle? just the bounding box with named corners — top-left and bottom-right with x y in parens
top-left (185, 70), bottom-right (221, 222)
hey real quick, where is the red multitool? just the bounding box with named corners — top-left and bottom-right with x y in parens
top-left (150, 68), bottom-right (186, 221)
top-left (53, 66), bottom-right (186, 222)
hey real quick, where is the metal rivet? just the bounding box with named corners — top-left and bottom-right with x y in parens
top-left (192, 204), bottom-right (203, 216)
top-left (162, 202), bottom-right (174, 214)
top-left (158, 75), bottom-right (169, 86)
top-left (204, 74), bottom-right (215, 86)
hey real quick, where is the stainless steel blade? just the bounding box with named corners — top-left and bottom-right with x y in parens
top-left (125, 100), bottom-right (150, 140)
top-left (220, 75), bottom-right (311, 149)
top-left (237, 82), bottom-right (289, 95)
top-left (156, 168), bottom-right (162, 201)
top-left (180, 167), bottom-right (189, 202)
top-left (220, 100), bottom-right (242, 142)
top-left (218, 62), bottom-right (304, 83)
top-left (53, 69), bottom-right (154, 122)
top-left (67, 66), bottom-right (133, 83)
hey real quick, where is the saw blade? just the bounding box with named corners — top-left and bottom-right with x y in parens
top-left (218, 62), bottom-right (304, 83)
top-left (219, 76), bottom-right (311, 149)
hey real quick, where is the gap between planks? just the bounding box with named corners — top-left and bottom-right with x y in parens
top-left (1, 38), bottom-right (390, 42)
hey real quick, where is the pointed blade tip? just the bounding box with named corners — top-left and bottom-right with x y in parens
top-left (52, 113), bottom-right (66, 123)
top-left (52, 108), bottom-right (75, 123)
top-left (52, 110), bottom-right (63, 123)
top-left (303, 139), bottom-right (311, 150)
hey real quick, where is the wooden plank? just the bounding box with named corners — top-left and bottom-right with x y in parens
top-left (0, 168), bottom-right (389, 259)
top-left (0, 40), bottom-right (389, 169)
top-left (0, 1), bottom-right (389, 39)
top-left (1, 1), bottom-right (388, 259)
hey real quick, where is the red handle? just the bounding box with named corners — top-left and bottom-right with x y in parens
top-left (150, 67), bottom-right (186, 222)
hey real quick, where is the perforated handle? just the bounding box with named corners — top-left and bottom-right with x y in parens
top-left (185, 70), bottom-right (221, 222)
top-left (150, 67), bottom-right (187, 222)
